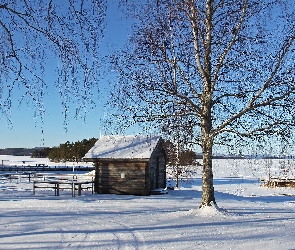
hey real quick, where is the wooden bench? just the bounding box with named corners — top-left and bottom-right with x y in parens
top-left (264, 177), bottom-right (295, 188)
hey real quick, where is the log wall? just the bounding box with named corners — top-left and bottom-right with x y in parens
top-left (95, 161), bottom-right (149, 195)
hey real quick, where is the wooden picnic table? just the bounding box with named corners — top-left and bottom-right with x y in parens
top-left (33, 179), bottom-right (94, 197)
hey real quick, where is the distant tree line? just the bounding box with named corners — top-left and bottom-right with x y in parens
top-left (30, 147), bottom-right (51, 158)
top-left (31, 138), bottom-right (97, 162)
top-left (0, 148), bottom-right (36, 156)
top-left (31, 138), bottom-right (198, 165)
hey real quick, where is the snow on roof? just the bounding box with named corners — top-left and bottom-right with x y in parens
top-left (84, 135), bottom-right (162, 160)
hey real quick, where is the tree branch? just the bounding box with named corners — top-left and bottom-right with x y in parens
top-left (212, 0), bottom-right (248, 89)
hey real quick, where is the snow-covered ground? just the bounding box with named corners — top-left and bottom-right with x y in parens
top-left (1, 156), bottom-right (295, 249)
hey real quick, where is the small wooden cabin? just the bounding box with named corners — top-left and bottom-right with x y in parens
top-left (83, 135), bottom-right (167, 196)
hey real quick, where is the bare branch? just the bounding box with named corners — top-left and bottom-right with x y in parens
top-left (212, 0), bottom-right (248, 89)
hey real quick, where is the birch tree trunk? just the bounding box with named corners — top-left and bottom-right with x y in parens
top-left (201, 132), bottom-right (215, 207)
top-left (199, 0), bottom-right (215, 207)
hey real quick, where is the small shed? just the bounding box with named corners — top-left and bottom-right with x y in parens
top-left (83, 135), bottom-right (167, 196)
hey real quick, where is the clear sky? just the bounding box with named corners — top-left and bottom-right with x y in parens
top-left (0, 2), bottom-right (133, 149)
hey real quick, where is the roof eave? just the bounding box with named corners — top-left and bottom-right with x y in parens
top-left (83, 157), bottom-right (150, 163)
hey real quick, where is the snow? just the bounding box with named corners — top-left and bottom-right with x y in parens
top-left (1, 157), bottom-right (295, 249)
top-left (84, 135), bottom-right (161, 160)
top-left (0, 155), bottom-right (51, 166)
top-left (0, 155), bottom-right (93, 168)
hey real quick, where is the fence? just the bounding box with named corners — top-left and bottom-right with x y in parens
top-left (1, 165), bottom-right (94, 172)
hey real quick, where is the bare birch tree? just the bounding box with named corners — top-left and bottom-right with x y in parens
top-left (0, 0), bottom-right (105, 127)
top-left (109, 0), bottom-right (295, 207)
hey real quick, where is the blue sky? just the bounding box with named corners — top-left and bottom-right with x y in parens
top-left (0, 2), bottom-right (132, 149)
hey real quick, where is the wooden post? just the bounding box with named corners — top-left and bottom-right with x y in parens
top-left (56, 183), bottom-right (60, 196)
top-left (72, 182), bottom-right (75, 197)
top-left (78, 183), bottom-right (82, 196)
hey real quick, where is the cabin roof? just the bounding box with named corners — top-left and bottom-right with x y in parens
top-left (83, 135), bottom-right (163, 161)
